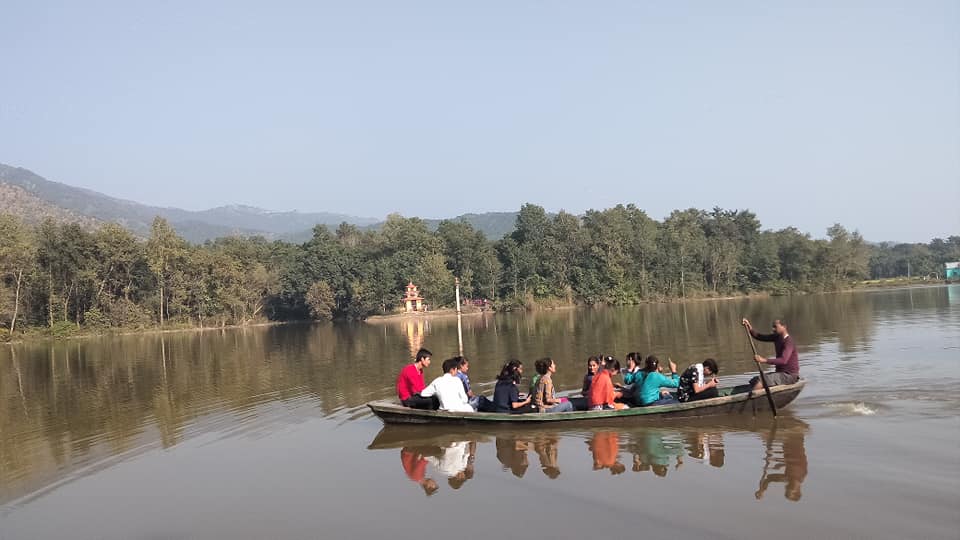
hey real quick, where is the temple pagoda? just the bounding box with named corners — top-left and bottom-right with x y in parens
top-left (402, 282), bottom-right (424, 313)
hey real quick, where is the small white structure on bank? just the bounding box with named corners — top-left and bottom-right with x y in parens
top-left (403, 282), bottom-right (425, 312)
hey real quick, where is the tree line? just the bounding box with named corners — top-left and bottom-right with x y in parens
top-left (1, 204), bottom-right (957, 338)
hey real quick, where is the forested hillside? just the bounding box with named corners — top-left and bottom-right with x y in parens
top-left (2, 203), bottom-right (956, 340)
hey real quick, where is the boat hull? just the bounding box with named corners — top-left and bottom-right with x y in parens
top-left (368, 380), bottom-right (805, 426)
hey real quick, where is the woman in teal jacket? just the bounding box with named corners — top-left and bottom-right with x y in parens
top-left (637, 355), bottom-right (680, 406)
top-left (619, 352), bottom-right (644, 404)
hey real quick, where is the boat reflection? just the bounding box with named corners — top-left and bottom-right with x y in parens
top-left (370, 416), bottom-right (809, 501)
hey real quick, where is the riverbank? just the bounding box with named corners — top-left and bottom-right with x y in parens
top-left (4, 280), bottom-right (947, 343)
top-left (364, 307), bottom-right (490, 323)
top-left (2, 319), bottom-right (298, 345)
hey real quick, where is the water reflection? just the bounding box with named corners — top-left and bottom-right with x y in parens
top-left (2, 286), bottom-right (955, 506)
top-left (399, 439), bottom-right (477, 496)
top-left (755, 421), bottom-right (808, 501)
top-left (370, 417), bottom-right (810, 502)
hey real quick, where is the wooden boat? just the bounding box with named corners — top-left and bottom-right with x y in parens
top-left (368, 379), bottom-right (805, 426)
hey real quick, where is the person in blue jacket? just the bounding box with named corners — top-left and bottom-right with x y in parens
top-left (637, 355), bottom-right (680, 406)
top-left (617, 352), bottom-right (644, 404)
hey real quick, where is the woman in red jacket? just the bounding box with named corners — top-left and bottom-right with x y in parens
top-left (588, 357), bottom-right (627, 410)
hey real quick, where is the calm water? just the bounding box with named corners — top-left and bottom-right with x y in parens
top-left (1, 286), bottom-right (958, 540)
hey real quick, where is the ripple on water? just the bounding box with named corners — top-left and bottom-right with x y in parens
top-left (820, 401), bottom-right (880, 416)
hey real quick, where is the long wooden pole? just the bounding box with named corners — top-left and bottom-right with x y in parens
top-left (744, 324), bottom-right (778, 416)
top-left (455, 278), bottom-right (463, 356)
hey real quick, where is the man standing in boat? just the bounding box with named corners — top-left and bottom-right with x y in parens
top-left (396, 348), bottom-right (438, 409)
top-left (742, 318), bottom-right (800, 390)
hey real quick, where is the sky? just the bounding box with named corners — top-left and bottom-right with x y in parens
top-left (1, 1), bottom-right (957, 242)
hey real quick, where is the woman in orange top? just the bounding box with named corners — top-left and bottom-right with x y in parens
top-left (588, 357), bottom-right (627, 410)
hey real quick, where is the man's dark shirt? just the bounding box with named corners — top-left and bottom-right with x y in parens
top-left (750, 330), bottom-right (799, 376)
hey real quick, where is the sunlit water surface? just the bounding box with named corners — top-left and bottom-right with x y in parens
top-left (1, 286), bottom-right (958, 539)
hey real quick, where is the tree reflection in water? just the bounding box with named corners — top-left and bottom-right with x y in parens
top-left (370, 417), bottom-right (809, 501)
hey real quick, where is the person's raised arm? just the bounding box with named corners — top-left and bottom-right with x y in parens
top-left (743, 318), bottom-right (776, 342)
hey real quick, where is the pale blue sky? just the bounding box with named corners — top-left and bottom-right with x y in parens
top-left (2, 1), bottom-right (957, 242)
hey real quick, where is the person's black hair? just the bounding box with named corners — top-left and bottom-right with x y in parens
top-left (497, 360), bottom-right (523, 383)
top-left (643, 355), bottom-right (660, 373)
top-left (509, 360), bottom-right (523, 383)
top-left (702, 358), bottom-right (719, 375)
top-left (534, 357), bottom-right (553, 376)
top-left (586, 356), bottom-right (599, 368)
top-left (454, 356), bottom-right (468, 368)
top-left (604, 357), bottom-right (620, 372)
top-left (416, 348), bottom-right (432, 362)
top-left (626, 352), bottom-right (639, 365)
top-left (442, 358), bottom-right (460, 373)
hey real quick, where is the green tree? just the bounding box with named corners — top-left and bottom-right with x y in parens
top-left (35, 220), bottom-right (96, 327)
top-left (305, 281), bottom-right (336, 320)
top-left (823, 224), bottom-right (870, 285)
top-left (659, 209), bottom-right (707, 297)
top-left (773, 227), bottom-right (818, 285)
top-left (0, 215), bottom-right (35, 333)
top-left (437, 220), bottom-right (499, 299)
top-left (146, 217), bottom-right (187, 325)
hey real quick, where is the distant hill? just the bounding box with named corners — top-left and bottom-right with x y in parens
top-left (0, 183), bottom-right (101, 229)
top-left (0, 163), bottom-right (520, 242)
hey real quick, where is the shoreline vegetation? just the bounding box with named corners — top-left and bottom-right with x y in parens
top-left (2, 204), bottom-right (958, 343)
top-left (3, 279), bottom-right (948, 344)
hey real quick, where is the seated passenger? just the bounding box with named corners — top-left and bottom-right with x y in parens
top-left (581, 356), bottom-right (600, 395)
top-left (528, 370), bottom-right (541, 399)
top-left (617, 352), bottom-right (644, 402)
top-left (677, 358), bottom-right (720, 402)
top-left (589, 357), bottom-right (627, 410)
top-left (637, 355), bottom-right (680, 406)
top-left (455, 356), bottom-right (482, 410)
top-left (493, 360), bottom-right (534, 413)
top-left (396, 348), bottom-right (439, 409)
top-left (420, 357), bottom-right (476, 412)
top-left (533, 357), bottom-right (575, 413)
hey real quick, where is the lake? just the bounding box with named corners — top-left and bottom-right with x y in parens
top-left (2, 286), bottom-right (959, 539)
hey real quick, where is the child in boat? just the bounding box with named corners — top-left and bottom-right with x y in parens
top-left (420, 357), bottom-right (476, 412)
top-left (533, 357), bottom-right (575, 413)
top-left (588, 357), bottom-right (627, 410)
top-left (637, 355), bottom-right (680, 406)
top-left (493, 360), bottom-right (534, 413)
top-left (455, 356), bottom-right (482, 410)
top-left (677, 358), bottom-right (720, 402)
top-left (581, 356), bottom-right (600, 395)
